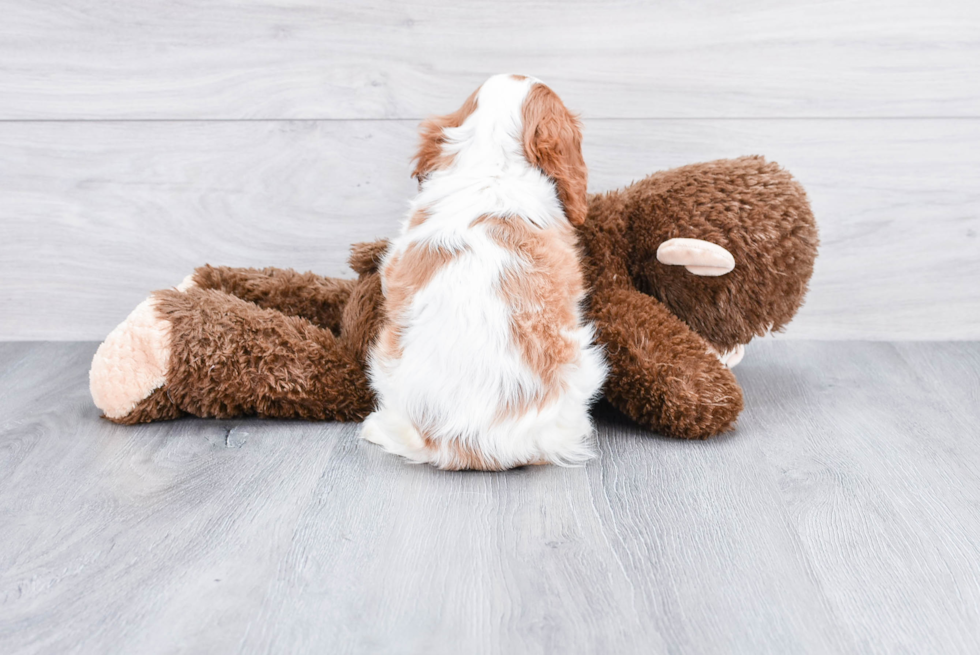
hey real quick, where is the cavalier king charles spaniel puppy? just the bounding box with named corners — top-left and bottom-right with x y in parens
top-left (361, 74), bottom-right (607, 470)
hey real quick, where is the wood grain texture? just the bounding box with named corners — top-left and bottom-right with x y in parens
top-left (1, 0), bottom-right (979, 119)
top-left (736, 341), bottom-right (980, 654)
top-left (1, 340), bottom-right (979, 653)
top-left (2, 118), bottom-right (978, 340)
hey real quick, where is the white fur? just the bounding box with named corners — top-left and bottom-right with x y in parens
top-left (363, 74), bottom-right (607, 470)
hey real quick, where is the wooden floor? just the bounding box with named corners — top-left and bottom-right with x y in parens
top-left (1, 340), bottom-right (979, 654)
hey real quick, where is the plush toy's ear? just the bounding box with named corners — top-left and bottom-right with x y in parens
top-left (656, 238), bottom-right (736, 276)
top-left (522, 83), bottom-right (588, 226)
top-left (349, 240), bottom-right (390, 275)
top-left (411, 88), bottom-right (480, 184)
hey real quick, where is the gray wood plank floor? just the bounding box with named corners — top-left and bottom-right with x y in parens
top-left (1, 341), bottom-right (978, 654)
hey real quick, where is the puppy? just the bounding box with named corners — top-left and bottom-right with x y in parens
top-left (361, 74), bottom-right (607, 471)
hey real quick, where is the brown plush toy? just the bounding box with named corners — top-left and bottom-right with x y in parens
top-left (89, 155), bottom-right (817, 440)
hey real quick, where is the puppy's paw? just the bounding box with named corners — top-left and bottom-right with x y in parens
top-left (90, 297), bottom-right (172, 421)
top-left (361, 411), bottom-right (427, 462)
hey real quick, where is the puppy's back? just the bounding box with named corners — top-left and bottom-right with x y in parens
top-left (363, 75), bottom-right (606, 470)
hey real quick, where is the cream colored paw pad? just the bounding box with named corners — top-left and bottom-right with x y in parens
top-left (175, 274), bottom-right (198, 292)
top-left (707, 343), bottom-right (746, 369)
top-left (657, 238), bottom-right (735, 276)
top-left (89, 297), bottom-right (171, 419)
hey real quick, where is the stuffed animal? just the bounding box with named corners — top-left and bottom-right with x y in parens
top-left (89, 155), bottom-right (817, 440)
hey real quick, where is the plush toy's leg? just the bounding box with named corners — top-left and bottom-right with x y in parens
top-left (90, 287), bottom-right (374, 424)
top-left (589, 284), bottom-right (743, 439)
top-left (183, 265), bottom-right (356, 334)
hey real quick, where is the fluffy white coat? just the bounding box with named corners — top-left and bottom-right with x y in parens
top-left (362, 74), bottom-right (607, 470)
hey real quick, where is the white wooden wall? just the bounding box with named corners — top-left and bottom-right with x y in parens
top-left (1, 0), bottom-right (978, 340)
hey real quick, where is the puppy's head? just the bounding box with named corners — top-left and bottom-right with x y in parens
top-left (412, 75), bottom-right (588, 226)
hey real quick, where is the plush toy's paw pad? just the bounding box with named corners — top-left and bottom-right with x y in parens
top-left (707, 343), bottom-right (746, 369)
top-left (90, 297), bottom-right (172, 420)
top-left (720, 344), bottom-right (745, 368)
top-left (174, 274), bottom-right (197, 292)
top-left (657, 238), bottom-right (735, 276)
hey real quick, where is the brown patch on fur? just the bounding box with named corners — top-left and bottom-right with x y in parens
top-left (522, 83), bottom-right (588, 226)
top-left (376, 242), bottom-right (466, 361)
top-left (408, 417), bottom-right (503, 471)
top-left (408, 208), bottom-right (430, 229)
top-left (475, 215), bottom-right (585, 419)
top-left (510, 74), bottom-right (527, 81)
top-left (432, 439), bottom-right (547, 471)
top-left (411, 88), bottom-right (479, 183)
top-left (437, 437), bottom-right (503, 471)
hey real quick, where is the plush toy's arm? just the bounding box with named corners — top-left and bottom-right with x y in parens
top-left (590, 284), bottom-right (744, 439)
top-left (187, 265), bottom-right (356, 334)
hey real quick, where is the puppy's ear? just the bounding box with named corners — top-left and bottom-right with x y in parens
top-left (411, 88), bottom-right (480, 183)
top-left (522, 84), bottom-right (588, 225)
